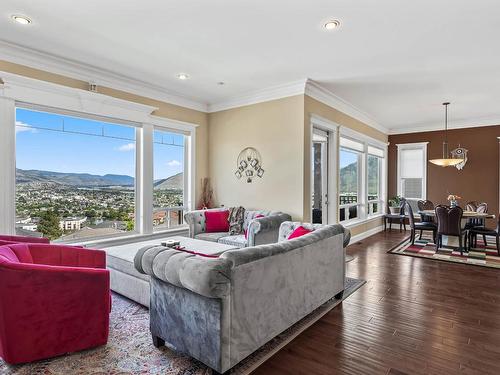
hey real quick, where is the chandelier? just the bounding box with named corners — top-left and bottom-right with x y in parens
top-left (429, 102), bottom-right (463, 167)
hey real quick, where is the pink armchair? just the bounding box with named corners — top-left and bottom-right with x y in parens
top-left (0, 243), bottom-right (110, 364)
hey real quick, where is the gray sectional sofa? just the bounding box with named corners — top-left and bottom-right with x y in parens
top-left (184, 208), bottom-right (291, 248)
top-left (135, 221), bottom-right (350, 373)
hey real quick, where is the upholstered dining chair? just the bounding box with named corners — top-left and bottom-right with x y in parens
top-left (465, 201), bottom-right (478, 211)
top-left (468, 213), bottom-right (500, 255)
top-left (435, 205), bottom-right (466, 255)
top-left (405, 201), bottom-right (436, 245)
top-left (417, 200), bottom-right (435, 223)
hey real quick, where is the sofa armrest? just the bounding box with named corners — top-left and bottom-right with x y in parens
top-left (343, 228), bottom-right (351, 248)
top-left (27, 244), bottom-right (106, 268)
top-left (247, 213), bottom-right (292, 246)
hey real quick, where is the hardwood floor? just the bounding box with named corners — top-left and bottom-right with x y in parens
top-left (252, 230), bottom-right (500, 375)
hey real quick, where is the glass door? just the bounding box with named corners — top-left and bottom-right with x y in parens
top-left (312, 128), bottom-right (329, 224)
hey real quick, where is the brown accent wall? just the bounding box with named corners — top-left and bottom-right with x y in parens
top-left (388, 126), bottom-right (500, 224)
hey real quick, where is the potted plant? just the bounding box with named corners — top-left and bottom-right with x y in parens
top-left (388, 196), bottom-right (403, 214)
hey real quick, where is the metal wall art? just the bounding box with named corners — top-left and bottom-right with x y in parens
top-left (235, 147), bottom-right (264, 183)
top-left (450, 146), bottom-right (468, 170)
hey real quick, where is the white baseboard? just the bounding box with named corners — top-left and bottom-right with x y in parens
top-left (349, 225), bottom-right (384, 244)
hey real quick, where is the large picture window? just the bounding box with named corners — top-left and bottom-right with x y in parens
top-left (153, 129), bottom-right (185, 231)
top-left (339, 132), bottom-right (386, 224)
top-left (15, 107), bottom-right (136, 241)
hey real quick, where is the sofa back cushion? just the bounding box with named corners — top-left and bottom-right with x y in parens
top-left (205, 210), bottom-right (230, 233)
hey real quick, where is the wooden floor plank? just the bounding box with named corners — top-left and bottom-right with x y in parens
top-left (251, 230), bottom-right (500, 375)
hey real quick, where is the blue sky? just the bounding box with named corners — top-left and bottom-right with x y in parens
top-left (340, 148), bottom-right (358, 168)
top-left (16, 108), bottom-right (184, 179)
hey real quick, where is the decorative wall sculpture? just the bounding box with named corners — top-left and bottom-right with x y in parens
top-left (235, 147), bottom-right (264, 183)
top-left (450, 146), bottom-right (468, 170)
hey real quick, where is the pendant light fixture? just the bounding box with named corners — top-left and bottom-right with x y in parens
top-left (429, 102), bottom-right (463, 167)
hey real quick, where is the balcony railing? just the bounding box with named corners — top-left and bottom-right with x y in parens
top-left (153, 206), bottom-right (185, 230)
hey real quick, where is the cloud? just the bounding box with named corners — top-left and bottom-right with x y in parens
top-left (167, 160), bottom-right (181, 167)
top-left (15, 121), bottom-right (38, 133)
top-left (117, 143), bottom-right (135, 152)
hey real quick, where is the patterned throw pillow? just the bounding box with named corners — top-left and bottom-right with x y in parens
top-left (228, 206), bottom-right (246, 235)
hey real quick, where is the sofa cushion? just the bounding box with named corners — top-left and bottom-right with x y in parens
top-left (195, 232), bottom-right (229, 243)
top-left (287, 226), bottom-right (313, 240)
top-left (106, 245), bottom-right (149, 282)
top-left (218, 235), bottom-right (248, 248)
top-left (205, 210), bottom-right (230, 233)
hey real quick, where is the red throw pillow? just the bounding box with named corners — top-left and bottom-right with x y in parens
top-left (205, 210), bottom-right (230, 233)
top-left (287, 226), bottom-right (313, 240)
top-left (245, 214), bottom-right (265, 239)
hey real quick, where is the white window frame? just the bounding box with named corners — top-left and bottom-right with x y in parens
top-left (396, 142), bottom-right (428, 206)
top-left (0, 71), bottom-right (197, 242)
top-left (309, 114), bottom-right (339, 224)
top-left (339, 127), bottom-right (388, 227)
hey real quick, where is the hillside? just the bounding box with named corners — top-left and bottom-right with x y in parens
top-left (154, 173), bottom-right (183, 190)
top-left (16, 169), bottom-right (135, 187)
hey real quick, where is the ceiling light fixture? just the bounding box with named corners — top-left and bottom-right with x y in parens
top-left (177, 73), bottom-right (190, 80)
top-left (324, 20), bottom-right (340, 30)
top-left (429, 102), bottom-right (463, 167)
top-left (11, 15), bottom-right (32, 25)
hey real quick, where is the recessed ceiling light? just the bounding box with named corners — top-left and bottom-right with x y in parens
top-left (217, 81), bottom-right (225, 86)
top-left (177, 73), bottom-right (190, 80)
top-left (324, 20), bottom-right (340, 30)
top-left (11, 15), bottom-right (32, 25)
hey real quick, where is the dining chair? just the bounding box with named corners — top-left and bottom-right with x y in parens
top-left (435, 205), bottom-right (466, 255)
top-left (465, 201), bottom-right (478, 211)
top-left (417, 200), bottom-right (435, 223)
top-left (468, 213), bottom-right (500, 255)
top-left (384, 199), bottom-right (407, 232)
top-left (405, 201), bottom-right (436, 245)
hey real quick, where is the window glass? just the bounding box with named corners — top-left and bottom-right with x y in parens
top-left (15, 107), bottom-right (136, 241)
top-left (153, 129), bottom-right (185, 231)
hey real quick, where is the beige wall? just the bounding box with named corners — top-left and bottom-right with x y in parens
top-left (304, 95), bottom-right (389, 231)
top-left (208, 95), bottom-right (305, 219)
top-left (0, 60), bottom-right (209, 204)
top-left (1, 59), bottom-right (390, 235)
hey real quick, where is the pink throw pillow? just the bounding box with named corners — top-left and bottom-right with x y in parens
top-left (205, 210), bottom-right (230, 233)
top-left (287, 226), bottom-right (313, 240)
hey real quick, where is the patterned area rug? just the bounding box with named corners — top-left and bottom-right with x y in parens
top-left (0, 278), bottom-right (365, 375)
top-left (389, 236), bottom-right (500, 269)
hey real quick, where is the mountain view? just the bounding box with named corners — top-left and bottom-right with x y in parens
top-left (16, 169), bottom-right (183, 190)
top-left (15, 169), bottom-right (184, 241)
top-left (340, 157), bottom-right (379, 196)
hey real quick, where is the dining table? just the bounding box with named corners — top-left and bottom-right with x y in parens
top-left (417, 210), bottom-right (495, 248)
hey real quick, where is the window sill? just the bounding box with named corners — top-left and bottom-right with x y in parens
top-left (342, 214), bottom-right (385, 229)
top-left (63, 225), bottom-right (189, 249)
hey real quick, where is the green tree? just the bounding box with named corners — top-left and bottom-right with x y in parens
top-left (37, 210), bottom-right (62, 240)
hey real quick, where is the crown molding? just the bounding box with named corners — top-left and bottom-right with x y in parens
top-left (304, 80), bottom-right (388, 135)
top-left (0, 40), bottom-right (208, 112)
top-left (388, 115), bottom-right (500, 135)
top-left (207, 80), bottom-right (307, 113)
top-left (0, 71), bottom-right (159, 123)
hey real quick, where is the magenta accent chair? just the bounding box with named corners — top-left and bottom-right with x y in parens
top-left (0, 243), bottom-right (110, 364)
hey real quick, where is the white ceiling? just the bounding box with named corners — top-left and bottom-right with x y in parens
top-left (1, 0), bottom-right (499, 133)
